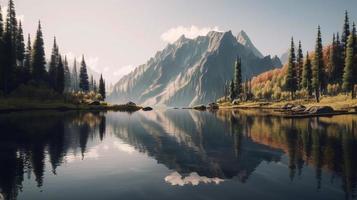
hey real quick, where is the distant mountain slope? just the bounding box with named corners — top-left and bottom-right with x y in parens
top-left (236, 30), bottom-right (264, 58)
top-left (109, 31), bottom-right (282, 106)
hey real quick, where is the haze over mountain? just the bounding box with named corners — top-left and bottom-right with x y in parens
top-left (109, 31), bottom-right (282, 106)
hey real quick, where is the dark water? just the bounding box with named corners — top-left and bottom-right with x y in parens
top-left (0, 109), bottom-right (356, 200)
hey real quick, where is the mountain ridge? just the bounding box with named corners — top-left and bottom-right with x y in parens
top-left (109, 30), bottom-right (282, 106)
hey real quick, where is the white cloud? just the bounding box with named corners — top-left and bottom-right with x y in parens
top-left (165, 172), bottom-right (224, 186)
top-left (161, 25), bottom-right (222, 43)
top-left (113, 141), bottom-right (136, 154)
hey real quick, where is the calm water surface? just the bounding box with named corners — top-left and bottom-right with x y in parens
top-left (0, 109), bottom-right (356, 200)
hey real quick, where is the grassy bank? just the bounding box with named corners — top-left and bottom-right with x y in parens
top-left (0, 98), bottom-right (143, 113)
top-left (219, 95), bottom-right (357, 111)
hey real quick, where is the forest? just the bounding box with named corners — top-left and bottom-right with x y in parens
top-left (0, 0), bottom-right (106, 105)
top-left (226, 11), bottom-right (357, 105)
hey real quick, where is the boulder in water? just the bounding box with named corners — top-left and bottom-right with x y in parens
top-left (193, 105), bottom-right (207, 111)
top-left (305, 106), bottom-right (334, 114)
top-left (291, 105), bottom-right (306, 112)
top-left (208, 102), bottom-right (219, 110)
top-left (142, 107), bottom-right (153, 111)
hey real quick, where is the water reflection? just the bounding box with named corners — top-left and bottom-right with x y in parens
top-left (0, 110), bottom-right (356, 200)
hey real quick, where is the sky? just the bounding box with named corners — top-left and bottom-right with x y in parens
top-left (1, 0), bottom-right (357, 84)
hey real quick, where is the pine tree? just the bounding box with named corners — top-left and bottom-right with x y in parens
top-left (31, 21), bottom-right (47, 83)
top-left (234, 56), bottom-right (242, 97)
top-left (343, 23), bottom-right (357, 99)
top-left (328, 34), bottom-right (337, 83)
top-left (302, 52), bottom-right (313, 96)
top-left (312, 26), bottom-right (325, 102)
top-left (71, 58), bottom-right (78, 91)
top-left (99, 74), bottom-right (106, 100)
top-left (23, 34), bottom-right (31, 83)
top-left (16, 21), bottom-right (25, 66)
top-left (342, 11), bottom-right (350, 52)
top-left (79, 55), bottom-right (89, 92)
top-left (63, 56), bottom-right (71, 92)
top-left (0, 5), bottom-right (3, 36)
top-left (342, 34), bottom-right (356, 98)
top-left (296, 41), bottom-right (303, 89)
top-left (55, 55), bottom-right (65, 94)
top-left (48, 37), bottom-right (59, 89)
top-left (229, 79), bottom-right (235, 101)
top-left (93, 80), bottom-right (97, 93)
top-left (90, 75), bottom-right (94, 91)
top-left (285, 37), bottom-right (297, 100)
top-left (335, 32), bottom-right (344, 83)
top-left (0, 5), bottom-right (4, 92)
top-left (1, 0), bottom-right (18, 93)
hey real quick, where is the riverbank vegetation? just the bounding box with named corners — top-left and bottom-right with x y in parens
top-left (220, 11), bottom-right (357, 111)
top-left (0, 0), bottom-right (108, 109)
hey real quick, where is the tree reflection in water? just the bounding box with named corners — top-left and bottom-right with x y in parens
top-left (0, 110), bottom-right (356, 200)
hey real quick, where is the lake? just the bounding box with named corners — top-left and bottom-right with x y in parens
top-left (0, 109), bottom-right (356, 200)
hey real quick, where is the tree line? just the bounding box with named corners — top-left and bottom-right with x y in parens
top-left (285, 11), bottom-right (357, 102)
top-left (0, 0), bottom-right (106, 100)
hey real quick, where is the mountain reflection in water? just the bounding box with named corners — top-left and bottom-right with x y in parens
top-left (0, 110), bottom-right (356, 200)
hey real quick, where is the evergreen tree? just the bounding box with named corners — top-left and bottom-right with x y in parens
top-left (335, 32), bottom-right (344, 83)
top-left (285, 37), bottom-right (297, 100)
top-left (99, 74), bottom-right (106, 100)
top-left (55, 55), bottom-right (65, 94)
top-left (234, 56), bottom-right (242, 97)
top-left (48, 37), bottom-right (59, 89)
top-left (90, 75), bottom-right (94, 91)
top-left (0, 5), bottom-right (3, 36)
top-left (328, 34), bottom-right (338, 83)
top-left (71, 58), bottom-right (78, 91)
top-left (79, 55), bottom-right (89, 91)
top-left (23, 34), bottom-right (31, 83)
top-left (302, 52), bottom-right (313, 96)
top-left (2, 0), bottom-right (18, 93)
top-left (343, 24), bottom-right (356, 99)
top-left (16, 21), bottom-right (25, 65)
top-left (31, 21), bottom-right (47, 83)
top-left (229, 79), bottom-right (235, 101)
top-left (93, 80), bottom-right (97, 93)
top-left (312, 26), bottom-right (325, 102)
top-left (342, 10), bottom-right (350, 52)
top-left (0, 5), bottom-right (4, 92)
top-left (63, 56), bottom-right (71, 92)
top-left (296, 41), bottom-right (303, 89)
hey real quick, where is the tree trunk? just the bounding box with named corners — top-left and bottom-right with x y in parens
top-left (315, 88), bottom-right (320, 103)
top-left (352, 85), bottom-right (355, 99)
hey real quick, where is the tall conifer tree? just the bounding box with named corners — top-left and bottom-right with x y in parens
top-left (71, 58), bottom-right (78, 91)
top-left (234, 56), bottom-right (242, 96)
top-left (302, 52), bottom-right (313, 96)
top-left (31, 21), bottom-right (47, 83)
top-left (23, 34), bottom-right (31, 83)
top-left (63, 56), bottom-right (71, 92)
top-left (342, 34), bottom-right (356, 98)
top-left (55, 55), bottom-right (65, 94)
top-left (312, 26), bottom-right (325, 102)
top-left (342, 11), bottom-right (350, 52)
top-left (16, 21), bottom-right (25, 65)
top-left (286, 37), bottom-right (297, 99)
top-left (48, 37), bottom-right (59, 89)
top-left (79, 55), bottom-right (89, 91)
top-left (296, 41), bottom-right (303, 89)
top-left (229, 79), bottom-right (235, 101)
top-left (99, 74), bottom-right (106, 100)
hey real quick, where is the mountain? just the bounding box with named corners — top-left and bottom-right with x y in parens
top-left (279, 50), bottom-right (289, 65)
top-left (109, 30), bottom-right (282, 107)
top-left (236, 30), bottom-right (264, 58)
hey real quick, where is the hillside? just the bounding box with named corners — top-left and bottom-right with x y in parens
top-left (109, 31), bottom-right (282, 106)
